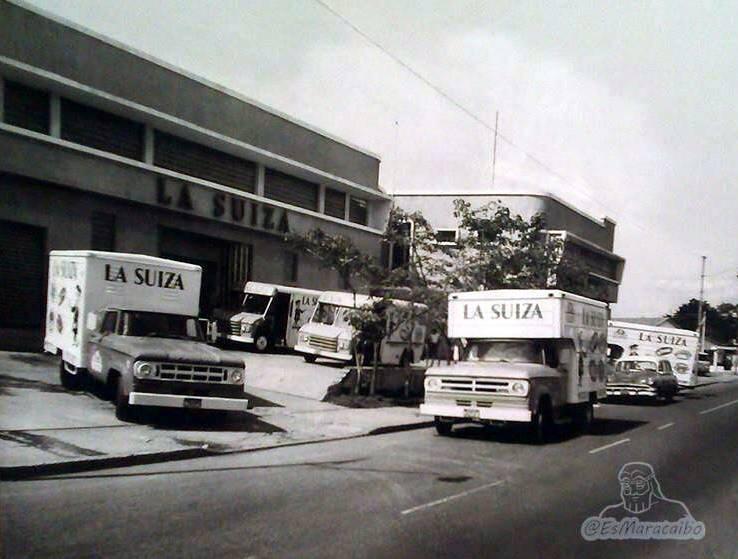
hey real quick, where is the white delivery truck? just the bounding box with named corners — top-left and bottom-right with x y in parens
top-left (294, 291), bottom-right (427, 366)
top-left (45, 251), bottom-right (249, 420)
top-left (607, 320), bottom-right (699, 388)
top-left (421, 289), bottom-right (609, 442)
top-left (221, 282), bottom-right (321, 352)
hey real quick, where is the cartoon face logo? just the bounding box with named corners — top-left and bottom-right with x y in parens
top-left (580, 461), bottom-right (705, 541)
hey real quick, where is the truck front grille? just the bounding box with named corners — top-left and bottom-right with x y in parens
top-left (439, 377), bottom-right (511, 394)
top-left (152, 363), bottom-right (229, 384)
top-left (308, 335), bottom-right (338, 353)
top-left (229, 321), bottom-right (241, 336)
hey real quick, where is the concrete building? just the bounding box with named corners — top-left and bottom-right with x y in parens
top-left (394, 192), bottom-right (625, 303)
top-left (0, 1), bottom-right (391, 350)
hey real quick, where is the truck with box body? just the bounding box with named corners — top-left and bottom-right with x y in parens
top-left (607, 320), bottom-right (698, 388)
top-left (220, 282), bottom-right (321, 352)
top-left (44, 251), bottom-right (248, 420)
top-left (294, 291), bottom-right (427, 366)
top-left (420, 289), bottom-right (609, 441)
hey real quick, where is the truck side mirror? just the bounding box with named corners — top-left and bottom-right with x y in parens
top-left (86, 312), bottom-right (99, 331)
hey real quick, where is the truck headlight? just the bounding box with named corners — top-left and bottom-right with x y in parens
top-left (300, 333), bottom-right (309, 344)
top-left (230, 369), bottom-right (244, 384)
top-left (510, 381), bottom-right (529, 396)
top-left (337, 337), bottom-right (351, 351)
top-left (241, 323), bottom-right (252, 334)
top-left (424, 377), bottom-right (441, 391)
top-left (134, 361), bottom-right (155, 379)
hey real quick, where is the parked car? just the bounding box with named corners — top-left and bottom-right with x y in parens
top-left (606, 357), bottom-right (679, 401)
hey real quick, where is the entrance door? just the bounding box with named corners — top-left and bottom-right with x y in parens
top-left (0, 220), bottom-right (46, 350)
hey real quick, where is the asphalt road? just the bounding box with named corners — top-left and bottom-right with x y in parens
top-left (2, 381), bottom-right (738, 558)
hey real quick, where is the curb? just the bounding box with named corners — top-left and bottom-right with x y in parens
top-left (0, 420), bottom-right (433, 481)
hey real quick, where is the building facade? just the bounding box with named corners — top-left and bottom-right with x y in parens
top-left (0, 1), bottom-right (391, 350)
top-left (394, 192), bottom-right (625, 303)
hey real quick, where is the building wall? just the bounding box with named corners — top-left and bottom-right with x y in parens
top-left (0, 0), bottom-right (380, 189)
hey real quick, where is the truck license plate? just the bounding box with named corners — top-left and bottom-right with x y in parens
top-left (464, 408), bottom-right (480, 419)
top-left (183, 398), bottom-right (202, 409)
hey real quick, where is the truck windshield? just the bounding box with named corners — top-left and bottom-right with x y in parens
top-left (242, 294), bottom-right (271, 315)
top-left (121, 311), bottom-right (204, 341)
top-left (616, 360), bottom-right (658, 373)
top-left (312, 303), bottom-right (351, 326)
top-left (464, 340), bottom-right (546, 364)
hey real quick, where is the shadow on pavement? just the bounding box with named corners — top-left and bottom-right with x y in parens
top-left (448, 417), bottom-right (647, 446)
top-left (135, 409), bottom-right (285, 434)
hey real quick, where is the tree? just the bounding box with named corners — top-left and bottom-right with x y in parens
top-left (670, 299), bottom-right (738, 345)
top-left (448, 199), bottom-right (589, 295)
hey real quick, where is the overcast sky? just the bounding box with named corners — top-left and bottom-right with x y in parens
top-left (24, 0), bottom-right (738, 316)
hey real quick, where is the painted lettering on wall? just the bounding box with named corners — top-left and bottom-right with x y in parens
top-left (105, 264), bottom-right (184, 290)
top-left (157, 177), bottom-right (289, 233)
top-left (463, 302), bottom-right (544, 320)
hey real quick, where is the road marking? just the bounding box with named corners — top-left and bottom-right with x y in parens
top-left (401, 480), bottom-right (504, 515)
top-left (657, 422), bottom-right (675, 431)
top-left (588, 438), bottom-right (630, 455)
top-left (699, 398), bottom-right (738, 415)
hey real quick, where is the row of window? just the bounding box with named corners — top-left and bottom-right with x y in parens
top-left (2, 79), bottom-right (369, 225)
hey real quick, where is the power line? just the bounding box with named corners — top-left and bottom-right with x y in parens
top-left (311, 0), bottom-right (709, 258)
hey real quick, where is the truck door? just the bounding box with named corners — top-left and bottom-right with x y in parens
top-left (270, 292), bottom-right (291, 346)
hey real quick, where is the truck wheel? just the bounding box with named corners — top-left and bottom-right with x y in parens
top-left (254, 334), bottom-right (270, 353)
top-left (574, 402), bottom-right (594, 432)
top-left (303, 354), bottom-right (317, 363)
top-left (530, 400), bottom-right (554, 444)
top-left (434, 416), bottom-right (453, 436)
top-left (113, 377), bottom-right (135, 422)
top-left (59, 360), bottom-right (80, 391)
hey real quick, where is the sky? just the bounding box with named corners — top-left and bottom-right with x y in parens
top-left (23, 0), bottom-right (738, 316)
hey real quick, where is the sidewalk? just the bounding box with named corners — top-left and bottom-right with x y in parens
top-left (0, 352), bottom-right (431, 479)
top-left (696, 371), bottom-right (738, 387)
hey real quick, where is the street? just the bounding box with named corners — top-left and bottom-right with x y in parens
top-left (2, 381), bottom-right (737, 558)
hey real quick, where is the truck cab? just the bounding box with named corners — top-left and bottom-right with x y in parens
top-left (421, 289), bottom-right (608, 442)
top-left (88, 307), bottom-right (248, 420)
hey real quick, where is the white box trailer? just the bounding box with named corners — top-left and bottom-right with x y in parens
top-left (44, 251), bottom-right (248, 420)
top-left (422, 289), bottom-right (609, 441)
top-left (222, 282), bottom-right (321, 351)
top-left (607, 321), bottom-right (699, 387)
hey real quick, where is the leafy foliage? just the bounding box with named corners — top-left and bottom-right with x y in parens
top-left (670, 299), bottom-right (738, 345)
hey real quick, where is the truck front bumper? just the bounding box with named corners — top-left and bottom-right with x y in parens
top-left (294, 343), bottom-right (352, 362)
top-left (227, 334), bottom-right (254, 345)
top-left (129, 392), bottom-right (249, 412)
top-left (420, 403), bottom-right (532, 423)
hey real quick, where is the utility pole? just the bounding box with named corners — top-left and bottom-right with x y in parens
top-left (492, 111), bottom-right (499, 185)
top-left (697, 255), bottom-right (706, 351)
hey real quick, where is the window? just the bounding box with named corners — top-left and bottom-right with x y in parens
top-left (61, 99), bottom-right (144, 159)
top-left (154, 131), bottom-right (256, 192)
top-left (90, 212), bottom-right (116, 251)
top-left (435, 229), bottom-right (458, 245)
top-left (284, 252), bottom-right (299, 283)
top-left (3, 80), bottom-right (50, 134)
top-left (100, 311), bottom-right (118, 334)
top-left (324, 188), bottom-right (346, 219)
top-left (264, 169), bottom-right (319, 211)
top-left (349, 196), bottom-right (368, 225)
top-left (659, 361), bottom-right (673, 374)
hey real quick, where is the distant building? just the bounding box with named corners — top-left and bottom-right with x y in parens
top-left (394, 192), bottom-right (625, 303)
top-left (0, 1), bottom-right (391, 349)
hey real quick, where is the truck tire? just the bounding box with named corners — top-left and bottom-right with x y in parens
top-left (113, 376), bottom-right (135, 422)
top-left (530, 399), bottom-right (554, 444)
top-left (59, 360), bottom-right (81, 391)
top-left (574, 401), bottom-right (594, 432)
top-left (254, 334), bottom-right (270, 353)
top-left (434, 416), bottom-right (453, 436)
top-left (303, 354), bottom-right (317, 363)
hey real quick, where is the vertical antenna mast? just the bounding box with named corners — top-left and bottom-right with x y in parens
top-left (492, 111), bottom-right (499, 185)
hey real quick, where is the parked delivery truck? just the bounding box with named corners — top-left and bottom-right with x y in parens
top-left (44, 251), bottom-right (249, 421)
top-left (294, 291), bottom-right (427, 366)
top-left (220, 282), bottom-right (321, 352)
top-left (607, 320), bottom-right (698, 388)
top-left (420, 289), bottom-right (609, 442)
